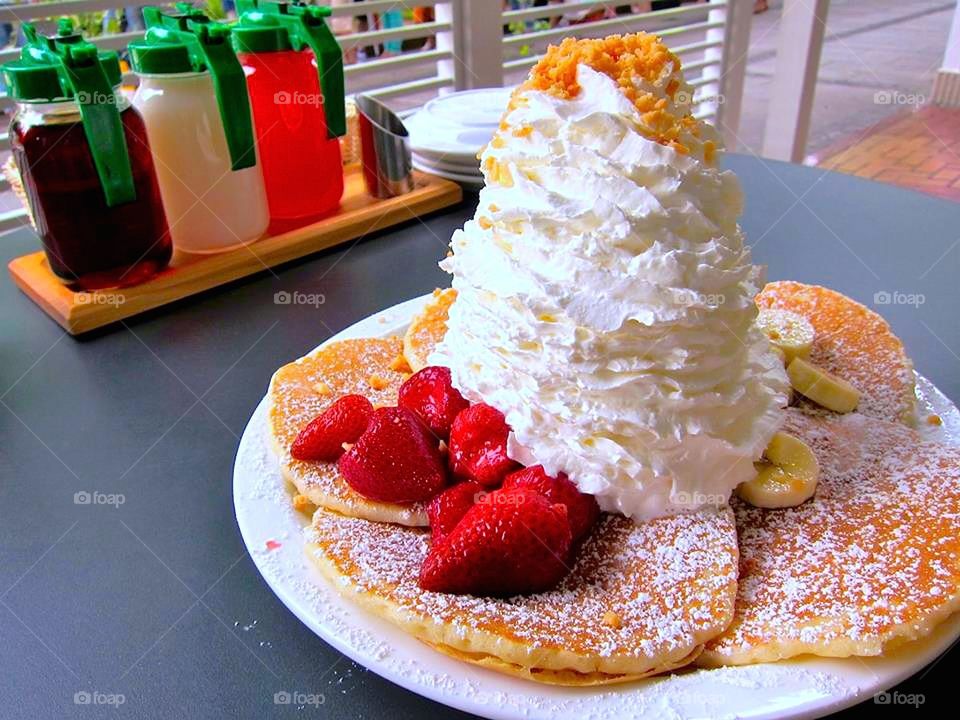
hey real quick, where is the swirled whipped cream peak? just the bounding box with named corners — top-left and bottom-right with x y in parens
top-left (429, 34), bottom-right (789, 521)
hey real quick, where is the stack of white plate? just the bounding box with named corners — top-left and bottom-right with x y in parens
top-left (405, 87), bottom-right (513, 190)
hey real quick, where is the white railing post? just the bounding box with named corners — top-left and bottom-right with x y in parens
top-left (435, 1), bottom-right (460, 91)
top-left (761, 0), bottom-right (830, 162)
top-left (441, 0), bottom-right (503, 90)
top-left (932, 0), bottom-right (960, 106)
top-left (703, 0), bottom-right (752, 150)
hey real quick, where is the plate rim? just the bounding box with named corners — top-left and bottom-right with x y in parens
top-left (234, 292), bottom-right (960, 720)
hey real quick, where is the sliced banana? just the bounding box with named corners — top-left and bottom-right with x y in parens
top-left (787, 356), bottom-right (860, 413)
top-left (737, 432), bottom-right (820, 508)
top-left (756, 309), bottom-right (815, 364)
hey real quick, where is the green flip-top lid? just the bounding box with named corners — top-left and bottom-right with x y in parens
top-left (134, 3), bottom-right (257, 171)
top-left (233, 0), bottom-right (345, 139)
top-left (1, 19), bottom-right (135, 207)
top-left (231, 12), bottom-right (292, 54)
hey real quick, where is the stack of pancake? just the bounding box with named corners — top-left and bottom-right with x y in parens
top-left (267, 282), bottom-right (960, 684)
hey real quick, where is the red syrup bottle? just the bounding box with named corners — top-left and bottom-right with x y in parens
top-left (233, 1), bottom-right (346, 233)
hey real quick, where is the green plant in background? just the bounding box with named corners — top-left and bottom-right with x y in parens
top-left (23, 1), bottom-right (229, 43)
top-left (71, 13), bottom-right (109, 38)
top-left (506, 2), bottom-right (551, 58)
top-left (204, 0), bottom-right (227, 21)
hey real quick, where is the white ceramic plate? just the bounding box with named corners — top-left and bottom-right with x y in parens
top-left (413, 151), bottom-right (482, 176)
top-left (422, 88), bottom-right (515, 128)
top-left (406, 88), bottom-right (513, 164)
top-left (234, 293), bottom-right (960, 720)
top-left (412, 160), bottom-right (485, 191)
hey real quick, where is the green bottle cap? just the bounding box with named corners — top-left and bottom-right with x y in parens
top-left (137, 3), bottom-right (257, 171)
top-left (231, 12), bottom-right (292, 54)
top-left (128, 40), bottom-right (194, 75)
top-left (233, 0), bottom-right (345, 139)
top-left (1, 20), bottom-right (136, 207)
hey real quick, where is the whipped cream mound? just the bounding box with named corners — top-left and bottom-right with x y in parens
top-left (430, 34), bottom-right (789, 521)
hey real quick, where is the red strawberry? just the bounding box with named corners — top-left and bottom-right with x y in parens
top-left (427, 481), bottom-right (483, 542)
top-left (290, 394), bottom-right (374, 462)
top-left (419, 487), bottom-right (571, 596)
top-left (398, 366), bottom-right (469, 440)
top-left (338, 406), bottom-right (447, 503)
top-left (503, 465), bottom-right (600, 542)
top-left (448, 403), bottom-right (520, 487)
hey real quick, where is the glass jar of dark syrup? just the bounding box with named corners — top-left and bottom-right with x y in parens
top-left (3, 20), bottom-right (171, 290)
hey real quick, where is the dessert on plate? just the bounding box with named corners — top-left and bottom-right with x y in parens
top-left (266, 33), bottom-right (960, 685)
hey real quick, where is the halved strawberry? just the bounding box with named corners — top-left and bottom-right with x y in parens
top-left (447, 403), bottom-right (520, 487)
top-left (398, 366), bottom-right (469, 441)
top-left (419, 487), bottom-right (571, 596)
top-left (503, 465), bottom-right (600, 542)
top-left (426, 481), bottom-right (483, 542)
top-left (290, 394), bottom-right (373, 462)
top-left (338, 406), bottom-right (447, 503)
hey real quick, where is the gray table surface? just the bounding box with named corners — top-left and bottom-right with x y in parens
top-left (1, 154), bottom-right (958, 719)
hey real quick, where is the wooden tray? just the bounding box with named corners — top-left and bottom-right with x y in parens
top-left (8, 166), bottom-right (462, 335)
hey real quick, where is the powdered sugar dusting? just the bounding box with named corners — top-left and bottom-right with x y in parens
top-left (234, 293), bottom-right (960, 719)
top-left (237, 400), bottom-right (855, 717)
top-left (268, 336), bottom-right (428, 524)
top-left (307, 505), bottom-right (737, 664)
top-left (757, 282), bottom-right (915, 423)
top-left (706, 407), bottom-right (960, 662)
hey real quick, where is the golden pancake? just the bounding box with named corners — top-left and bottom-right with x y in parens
top-left (403, 288), bottom-right (457, 372)
top-left (425, 641), bottom-right (701, 686)
top-left (306, 506), bottom-right (740, 682)
top-left (269, 337), bottom-right (429, 526)
top-left (757, 281), bottom-right (915, 424)
top-left (700, 408), bottom-right (960, 666)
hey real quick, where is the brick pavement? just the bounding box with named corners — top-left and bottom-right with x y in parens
top-left (811, 106), bottom-right (960, 202)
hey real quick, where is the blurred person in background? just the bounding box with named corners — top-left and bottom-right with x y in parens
top-left (330, 0), bottom-right (358, 62)
top-left (414, 5), bottom-right (435, 50)
top-left (381, 5), bottom-right (403, 55)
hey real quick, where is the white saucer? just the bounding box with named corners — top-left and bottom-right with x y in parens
top-left (421, 87), bottom-right (514, 128)
top-left (412, 160), bottom-right (485, 190)
top-left (406, 87), bottom-right (512, 164)
top-left (234, 292), bottom-right (960, 720)
top-left (413, 151), bottom-right (481, 176)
